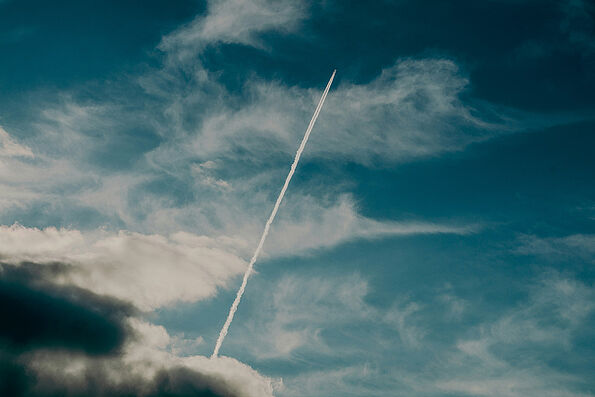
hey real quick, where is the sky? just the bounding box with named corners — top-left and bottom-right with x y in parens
top-left (0, 0), bottom-right (594, 396)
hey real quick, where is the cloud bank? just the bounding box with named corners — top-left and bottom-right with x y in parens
top-left (0, 260), bottom-right (276, 397)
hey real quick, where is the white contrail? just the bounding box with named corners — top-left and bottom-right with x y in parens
top-left (212, 70), bottom-right (336, 358)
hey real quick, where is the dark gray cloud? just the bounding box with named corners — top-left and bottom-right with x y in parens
top-left (0, 262), bottom-right (243, 397)
top-left (4, 364), bottom-right (239, 397)
top-left (0, 262), bottom-right (133, 356)
top-left (1, 358), bottom-right (238, 397)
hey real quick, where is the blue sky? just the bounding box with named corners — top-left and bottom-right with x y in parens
top-left (0, 1), bottom-right (593, 396)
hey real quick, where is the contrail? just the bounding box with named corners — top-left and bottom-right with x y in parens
top-left (212, 70), bottom-right (336, 358)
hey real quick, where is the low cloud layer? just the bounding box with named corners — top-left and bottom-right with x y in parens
top-left (0, 260), bottom-right (276, 397)
top-left (0, 262), bottom-right (133, 356)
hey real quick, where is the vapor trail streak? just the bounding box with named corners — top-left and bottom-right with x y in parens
top-left (212, 70), bottom-right (336, 358)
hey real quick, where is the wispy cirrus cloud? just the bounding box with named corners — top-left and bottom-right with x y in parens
top-left (0, 126), bottom-right (33, 158)
top-left (0, 118), bottom-right (477, 259)
top-left (160, 0), bottom-right (307, 56)
top-left (0, 0), bottom-right (509, 240)
top-left (515, 233), bottom-right (595, 263)
top-left (231, 270), bottom-right (594, 397)
top-left (437, 272), bottom-right (594, 397)
top-left (229, 273), bottom-right (433, 361)
top-left (145, 57), bottom-right (508, 168)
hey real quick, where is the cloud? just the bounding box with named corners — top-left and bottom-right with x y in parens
top-left (436, 376), bottom-right (591, 397)
top-left (19, 354), bottom-right (273, 397)
top-left (489, 273), bottom-right (593, 345)
top-left (0, 0), bottom-right (500, 246)
top-left (1, 62), bottom-right (482, 237)
top-left (0, 126), bottom-right (33, 158)
top-left (383, 301), bottom-right (427, 348)
top-left (515, 233), bottom-right (595, 262)
top-left (149, 58), bottom-right (506, 168)
top-left (435, 272), bottom-right (595, 397)
top-left (0, 211), bottom-right (473, 312)
top-left (231, 270), bottom-right (594, 397)
top-left (0, 262), bottom-right (133, 356)
top-left (233, 274), bottom-right (371, 359)
top-left (0, 120), bottom-right (476, 256)
top-left (0, 124), bottom-right (106, 220)
top-left (159, 0), bottom-right (306, 58)
top-left (0, 113), bottom-right (478, 314)
top-left (1, 2), bottom-right (592, 396)
top-left (311, 59), bottom-right (502, 162)
top-left (279, 365), bottom-right (397, 397)
top-left (231, 273), bottom-right (431, 360)
top-left (0, 261), bottom-right (276, 397)
top-left (120, 190), bottom-right (476, 262)
top-left (0, 11), bottom-right (487, 394)
top-left (242, 195), bottom-right (478, 258)
top-left (0, 224), bottom-right (247, 311)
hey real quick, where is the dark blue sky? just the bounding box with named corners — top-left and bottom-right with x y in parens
top-left (0, 1), bottom-right (593, 396)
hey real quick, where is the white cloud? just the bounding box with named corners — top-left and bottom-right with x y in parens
top-left (231, 273), bottom-right (433, 360)
top-left (0, 126), bottom-right (33, 158)
top-left (0, 212), bottom-right (470, 312)
top-left (232, 274), bottom-right (372, 359)
top-left (436, 273), bottom-right (595, 397)
top-left (191, 161), bottom-right (232, 191)
top-left (436, 376), bottom-right (591, 397)
top-left (127, 319), bottom-right (279, 397)
top-left (256, 195), bottom-right (478, 258)
top-left (279, 365), bottom-right (395, 397)
top-left (515, 233), bottom-right (595, 262)
top-left (0, 123), bottom-right (108, 221)
top-left (110, 188), bottom-right (475, 260)
top-left (148, 0), bottom-right (515, 172)
top-left (0, 224), bottom-right (246, 311)
top-left (311, 59), bottom-right (500, 162)
top-left (0, 16), bottom-right (494, 245)
top-left (0, 223), bottom-right (85, 261)
top-left (159, 0), bottom-right (306, 59)
top-left (151, 58), bottom-right (506, 168)
top-left (0, 121), bottom-right (477, 313)
top-left (383, 301), bottom-right (427, 348)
